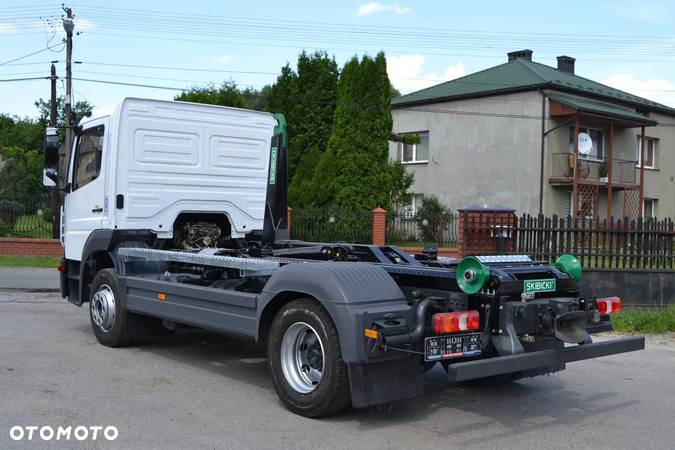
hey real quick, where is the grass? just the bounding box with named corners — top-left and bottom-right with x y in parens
top-left (612, 305), bottom-right (675, 333)
top-left (11, 214), bottom-right (53, 239)
top-left (0, 256), bottom-right (60, 268)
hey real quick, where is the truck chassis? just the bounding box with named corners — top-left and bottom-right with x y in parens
top-left (63, 236), bottom-right (644, 417)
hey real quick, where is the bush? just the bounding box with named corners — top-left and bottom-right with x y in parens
top-left (416, 197), bottom-right (452, 243)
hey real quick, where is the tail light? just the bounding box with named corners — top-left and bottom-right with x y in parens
top-left (596, 297), bottom-right (622, 315)
top-left (432, 310), bottom-right (480, 335)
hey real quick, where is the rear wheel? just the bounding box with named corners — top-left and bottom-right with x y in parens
top-left (267, 299), bottom-right (351, 417)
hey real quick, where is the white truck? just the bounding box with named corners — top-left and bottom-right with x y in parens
top-left (43, 97), bottom-right (643, 417)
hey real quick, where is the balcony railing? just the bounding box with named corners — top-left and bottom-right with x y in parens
top-left (550, 153), bottom-right (637, 186)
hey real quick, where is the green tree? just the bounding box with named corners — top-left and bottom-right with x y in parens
top-left (175, 80), bottom-right (246, 108)
top-left (0, 146), bottom-right (43, 199)
top-left (34, 96), bottom-right (93, 130)
top-left (286, 51), bottom-right (339, 206)
top-left (309, 52), bottom-right (412, 211)
top-left (0, 115), bottom-right (43, 152)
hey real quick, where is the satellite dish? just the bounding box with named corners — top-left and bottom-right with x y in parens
top-left (578, 132), bottom-right (593, 155)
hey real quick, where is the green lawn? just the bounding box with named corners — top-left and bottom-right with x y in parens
top-left (612, 305), bottom-right (675, 333)
top-left (0, 256), bottom-right (60, 268)
top-left (11, 214), bottom-right (53, 238)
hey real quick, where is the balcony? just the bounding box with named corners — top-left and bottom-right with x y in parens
top-left (549, 153), bottom-right (637, 189)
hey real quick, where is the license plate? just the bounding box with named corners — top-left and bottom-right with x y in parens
top-left (523, 278), bottom-right (556, 294)
top-left (424, 333), bottom-right (481, 362)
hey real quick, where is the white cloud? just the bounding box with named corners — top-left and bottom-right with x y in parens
top-left (0, 22), bottom-right (17, 33)
top-left (357, 2), bottom-right (411, 16)
top-left (213, 53), bottom-right (233, 63)
top-left (73, 17), bottom-right (96, 30)
top-left (386, 54), bottom-right (466, 93)
top-left (601, 73), bottom-right (675, 108)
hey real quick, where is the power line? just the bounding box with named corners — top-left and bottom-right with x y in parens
top-left (0, 76), bottom-right (49, 82)
top-left (72, 77), bottom-right (191, 91)
top-left (0, 42), bottom-right (64, 66)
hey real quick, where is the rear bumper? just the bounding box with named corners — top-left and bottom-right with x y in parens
top-left (446, 336), bottom-right (645, 382)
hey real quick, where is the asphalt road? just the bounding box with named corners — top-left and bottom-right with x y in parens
top-left (0, 268), bottom-right (59, 291)
top-left (1, 291), bottom-right (674, 450)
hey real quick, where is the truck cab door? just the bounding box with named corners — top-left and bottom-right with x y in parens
top-left (63, 118), bottom-right (109, 261)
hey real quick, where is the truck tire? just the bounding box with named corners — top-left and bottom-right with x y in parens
top-left (89, 268), bottom-right (132, 347)
top-left (267, 298), bottom-right (351, 417)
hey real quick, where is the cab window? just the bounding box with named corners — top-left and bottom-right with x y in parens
top-left (73, 125), bottom-right (104, 190)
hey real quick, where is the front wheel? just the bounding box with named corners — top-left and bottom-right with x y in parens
top-left (267, 299), bottom-right (351, 417)
top-left (89, 268), bottom-right (131, 347)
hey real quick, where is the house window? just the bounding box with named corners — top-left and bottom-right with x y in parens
top-left (636, 136), bottom-right (656, 169)
top-left (569, 127), bottom-right (604, 161)
top-left (399, 131), bottom-right (429, 163)
top-left (643, 198), bottom-right (657, 219)
top-left (403, 193), bottom-right (424, 215)
top-left (73, 125), bottom-right (104, 190)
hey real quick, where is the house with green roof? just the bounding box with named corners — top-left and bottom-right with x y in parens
top-left (390, 50), bottom-right (675, 220)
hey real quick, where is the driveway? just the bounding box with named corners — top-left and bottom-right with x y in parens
top-left (1, 291), bottom-right (674, 449)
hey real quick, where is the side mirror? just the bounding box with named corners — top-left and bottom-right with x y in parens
top-left (44, 127), bottom-right (60, 167)
top-left (43, 168), bottom-right (58, 188)
top-left (43, 127), bottom-right (61, 189)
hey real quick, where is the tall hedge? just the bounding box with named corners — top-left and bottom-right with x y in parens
top-left (309, 52), bottom-right (412, 211)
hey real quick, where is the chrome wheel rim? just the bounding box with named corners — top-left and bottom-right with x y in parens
top-left (91, 284), bottom-right (116, 333)
top-left (280, 322), bottom-right (325, 394)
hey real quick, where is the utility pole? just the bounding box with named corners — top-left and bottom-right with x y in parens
top-left (50, 63), bottom-right (57, 127)
top-left (62, 7), bottom-right (74, 162)
top-left (50, 62), bottom-right (59, 238)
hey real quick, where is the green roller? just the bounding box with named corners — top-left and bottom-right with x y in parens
top-left (456, 256), bottom-right (491, 295)
top-left (554, 254), bottom-right (582, 282)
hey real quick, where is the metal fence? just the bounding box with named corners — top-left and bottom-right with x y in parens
top-left (0, 195), bottom-right (55, 238)
top-left (291, 208), bottom-right (373, 244)
top-left (515, 214), bottom-right (675, 270)
top-left (387, 211), bottom-right (458, 247)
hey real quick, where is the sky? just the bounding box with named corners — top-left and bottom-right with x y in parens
top-left (1, 0), bottom-right (675, 118)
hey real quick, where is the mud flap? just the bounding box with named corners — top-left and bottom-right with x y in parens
top-left (347, 358), bottom-right (423, 408)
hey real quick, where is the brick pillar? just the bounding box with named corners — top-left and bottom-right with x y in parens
top-left (371, 207), bottom-right (387, 246)
top-left (287, 207), bottom-right (292, 238)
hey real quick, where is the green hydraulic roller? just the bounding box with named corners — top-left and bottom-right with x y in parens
top-left (456, 256), bottom-right (491, 295)
top-left (554, 254), bottom-right (582, 282)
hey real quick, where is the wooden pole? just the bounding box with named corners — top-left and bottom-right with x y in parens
top-left (607, 122), bottom-right (614, 221)
top-left (572, 117), bottom-right (580, 218)
top-left (49, 64), bottom-right (57, 127)
top-left (639, 125), bottom-right (646, 217)
top-left (50, 63), bottom-right (59, 239)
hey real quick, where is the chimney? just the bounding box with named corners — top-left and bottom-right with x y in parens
top-left (507, 49), bottom-right (533, 62)
top-left (557, 55), bottom-right (575, 74)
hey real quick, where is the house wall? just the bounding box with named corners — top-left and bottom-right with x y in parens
top-left (390, 91), bottom-right (543, 214)
top-left (544, 110), bottom-right (675, 218)
top-left (392, 92), bottom-right (675, 218)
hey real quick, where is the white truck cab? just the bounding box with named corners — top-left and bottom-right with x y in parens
top-left (45, 98), bottom-right (282, 261)
top-left (43, 97), bottom-right (287, 305)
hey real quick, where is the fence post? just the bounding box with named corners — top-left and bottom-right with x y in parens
top-left (372, 207), bottom-right (387, 246)
top-left (287, 207), bottom-right (292, 238)
top-left (458, 211), bottom-right (465, 256)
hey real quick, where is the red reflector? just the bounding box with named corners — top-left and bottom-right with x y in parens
top-left (57, 264), bottom-right (65, 273)
top-left (597, 297), bottom-right (622, 315)
top-left (432, 310), bottom-right (480, 335)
